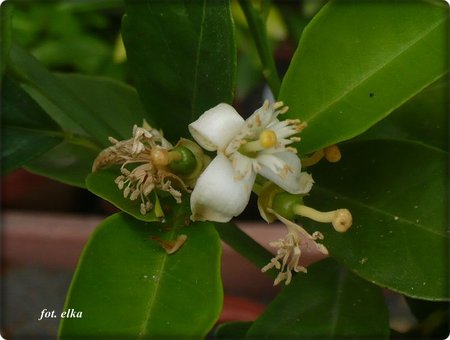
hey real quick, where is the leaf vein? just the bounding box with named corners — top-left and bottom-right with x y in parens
top-left (306, 16), bottom-right (447, 124)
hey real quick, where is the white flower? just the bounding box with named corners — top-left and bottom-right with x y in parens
top-left (262, 210), bottom-right (328, 286)
top-left (189, 100), bottom-right (307, 222)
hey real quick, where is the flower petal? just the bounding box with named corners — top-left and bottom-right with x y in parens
top-left (190, 153), bottom-right (256, 222)
top-left (257, 151), bottom-right (303, 194)
top-left (298, 172), bottom-right (314, 194)
top-left (189, 103), bottom-right (244, 151)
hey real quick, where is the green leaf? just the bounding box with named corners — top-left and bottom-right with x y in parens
top-left (54, 73), bottom-right (146, 140)
top-left (214, 321), bottom-right (252, 339)
top-left (86, 168), bottom-right (159, 222)
top-left (9, 45), bottom-right (118, 146)
top-left (24, 73), bottom-right (147, 188)
top-left (305, 140), bottom-right (448, 300)
top-left (359, 80), bottom-right (448, 152)
top-left (25, 142), bottom-right (97, 188)
top-left (59, 212), bottom-right (223, 338)
top-left (122, 0), bottom-right (236, 142)
top-left (0, 1), bottom-right (13, 76)
top-left (1, 77), bottom-right (63, 174)
top-left (280, 0), bottom-right (449, 154)
top-left (246, 259), bottom-right (389, 338)
top-left (215, 222), bottom-right (275, 278)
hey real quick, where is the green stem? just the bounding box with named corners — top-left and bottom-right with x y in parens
top-left (238, 0), bottom-right (281, 97)
top-left (261, 0), bottom-right (272, 20)
top-left (278, 3), bottom-right (308, 47)
top-left (215, 222), bottom-right (277, 279)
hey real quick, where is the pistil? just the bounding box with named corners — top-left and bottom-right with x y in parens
top-left (239, 129), bottom-right (278, 154)
top-left (293, 205), bottom-right (352, 232)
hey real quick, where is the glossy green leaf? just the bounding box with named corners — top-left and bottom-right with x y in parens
top-left (1, 77), bottom-right (63, 174)
top-left (24, 73), bottom-right (147, 187)
top-left (9, 45), bottom-right (117, 146)
top-left (214, 321), bottom-right (252, 339)
top-left (359, 80), bottom-right (448, 152)
top-left (305, 140), bottom-right (448, 300)
top-left (54, 73), bottom-right (146, 140)
top-left (26, 142), bottom-right (98, 188)
top-left (280, 0), bottom-right (449, 154)
top-left (59, 212), bottom-right (223, 338)
top-left (0, 1), bottom-right (13, 76)
top-left (215, 222), bottom-right (275, 278)
top-left (86, 168), bottom-right (159, 222)
top-left (122, 0), bottom-right (236, 142)
top-left (247, 259), bottom-right (389, 338)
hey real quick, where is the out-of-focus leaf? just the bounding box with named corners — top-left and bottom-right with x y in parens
top-left (32, 37), bottom-right (111, 74)
top-left (26, 142), bottom-right (97, 188)
top-left (24, 73), bottom-right (146, 187)
top-left (86, 168), bottom-right (159, 222)
top-left (55, 73), bottom-right (146, 139)
top-left (215, 222), bottom-right (274, 277)
top-left (58, 0), bottom-right (123, 12)
top-left (247, 259), bottom-right (389, 338)
top-left (122, 0), bottom-right (236, 142)
top-left (280, 0), bottom-right (449, 154)
top-left (359, 80), bottom-right (448, 152)
top-left (214, 321), bottom-right (252, 339)
top-left (26, 73), bottom-right (145, 138)
top-left (1, 1), bottom-right (13, 76)
top-left (59, 212), bottom-right (223, 338)
top-left (1, 77), bottom-right (62, 174)
top-left (305, 140), bottom-right (448, 300)
top-left (9, 45), bottom-right (117, 146)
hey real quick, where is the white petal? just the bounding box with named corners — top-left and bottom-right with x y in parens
top-left (229, 152), bottom-right (255, 180)
top-left (190, 153), bottom-right (256, 222)
top-left (257, 151), bottom-right (303, 194)
top-left (188, 103), bottom-right (244, 151)
top-left (298, 172), bottom-right (314, 194)
top-left (244, 100), bottom-right (275, 132)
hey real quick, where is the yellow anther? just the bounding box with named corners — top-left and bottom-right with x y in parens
top-left (259, 129), bottom-right (277, 148)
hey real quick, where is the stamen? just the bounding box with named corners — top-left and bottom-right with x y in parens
top-left (293, 205), bottom-right (352, 232)
top-left (273, 101), bottom-right (284, 110)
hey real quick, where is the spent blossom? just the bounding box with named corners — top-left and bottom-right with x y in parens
top-left (262, 210), bottom-right (328, 285)
top-left (92, 123), bottom-right (189, 215)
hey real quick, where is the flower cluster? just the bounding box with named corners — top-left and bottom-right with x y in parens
top-left (92, 101), bottom-right (352, 285)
